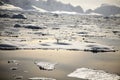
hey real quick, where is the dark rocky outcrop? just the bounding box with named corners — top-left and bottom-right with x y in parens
top-left (24, 25), bottom-right (44, 29)
top-left (12, 14), bottom-right (27, 19)
top-left (85, 9), bottom-right (93, 14)
top-left (0, 0), bottom-right (4, 5)
top-left (0, 14), bottom-right (10, 18)
top-left (14, 24), bottom-right (22, 28)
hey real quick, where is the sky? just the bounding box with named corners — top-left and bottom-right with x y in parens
top-left (57, 0), bottom-right (120, 11)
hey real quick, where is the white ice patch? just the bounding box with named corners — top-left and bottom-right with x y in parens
top-left (0, 4), bottom-right (22, 10)
top-left (51, 11), bottom-right (78, 15)
top-left (34, 61), bottom-right (57, 71)
top-left (68, 68), bottom-right (120, 80)
top-left (32, 5), bottom-right (47, 12)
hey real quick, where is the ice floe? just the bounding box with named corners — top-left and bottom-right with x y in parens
top-left (34, 61), bottom-right (57, 71)
top-left (68, 68), bottom-right (120, 80)
top-left (0, 40), bottom-right (116, 53)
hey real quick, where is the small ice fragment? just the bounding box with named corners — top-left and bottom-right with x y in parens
top-left (34, 61), bottom-right (57, 71)
top-left (8, 60), bottom-right (20, 65)
top-left (68, 68), bottom-right (120, 80)
top-left (8, 60), bottom-right (18, 63)
top-left (15, 76), bottom-right (23, 79)
top-left (24, 70), bottom-right (28, 73)
top-left (28, 77), bottom-right (56, 80)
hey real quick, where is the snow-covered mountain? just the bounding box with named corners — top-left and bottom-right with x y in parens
top-left (1, 0), bottom-right (83, 13)
top-left (94, 4), bottom-right (120, 16)
top-left (85, 4), bottom-right (120, 16)
top-left (0, 0), bottom-right (22, 10)
top-left (1, 0), bottom-right (120, 16)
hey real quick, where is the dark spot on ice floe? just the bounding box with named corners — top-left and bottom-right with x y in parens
top-left (67, 49), bottom-right (80, 51)
top-left (25, 26), bottom-right (41, 29)
top-left (34, 32), bottom-right (43, 34)
top-left (12, 14), bottom-right (27, 19)
top-left (14, 24), bottom-right (22, 28)
top-left (10, 67), bottom-right (18, 71)
top-left (0, 44), bottom-right (18, 50)
top-left (40, 44), bottom-right (50, 46)
top-left (86, 45), bottom-right (96, 47)
top-left (112, 31), bottom-right (120, 34)
top-left (104, 16), bottom-right (110, 19)
top-left (84, 41), bottom-right (95, 43)
top-left (24, 25), bottom-right (46, 30)
top-left (52, 27), bottom-right (60, 30)
top-left (53, 14), bottom-right (59, 18)
top-left (54, 42), bottom-right (71, 45)
top-left (14, 76), bottom-right (23, 79)
top-left (38, 66), bottom-right (52, 71)
top-left (77, 32), bottom-right (88, 34)
top-left (34, 32), bottom-right (48, 36)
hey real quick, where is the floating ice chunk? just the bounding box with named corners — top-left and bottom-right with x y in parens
top-left (34, 61), bottom-right (57, 71)
top-left (24, 70), bottom-right (28, 73)
top-left (29, 77), bottom-right (56, 80)
top-left (14, 76), bottom-right (23, 79)
top-left (68, 68), bottom-right (120, 80)
top-left (8, 60), bottom-right (18, 63)
top-left (8, 60), bottom-right (20, 65)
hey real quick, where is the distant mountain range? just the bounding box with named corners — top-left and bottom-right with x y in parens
top-left (1, 0), bottom-right (120, 16)
top-left (91, 4), bottom-right (120, 16)
top-left (1, 0), bottom-right (83, 13)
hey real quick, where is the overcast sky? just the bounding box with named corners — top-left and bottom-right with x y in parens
top-left (57, 0), bottom-right (120, 10)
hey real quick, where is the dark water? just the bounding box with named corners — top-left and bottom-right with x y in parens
top-left (0, 49), bottom-right (120, 80)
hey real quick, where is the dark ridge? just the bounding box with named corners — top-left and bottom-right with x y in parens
top-left (0, 44), bottom-right (18, 50)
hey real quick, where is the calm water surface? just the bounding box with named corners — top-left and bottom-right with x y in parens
top-left (0, 49), bottom-right (120, 80)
